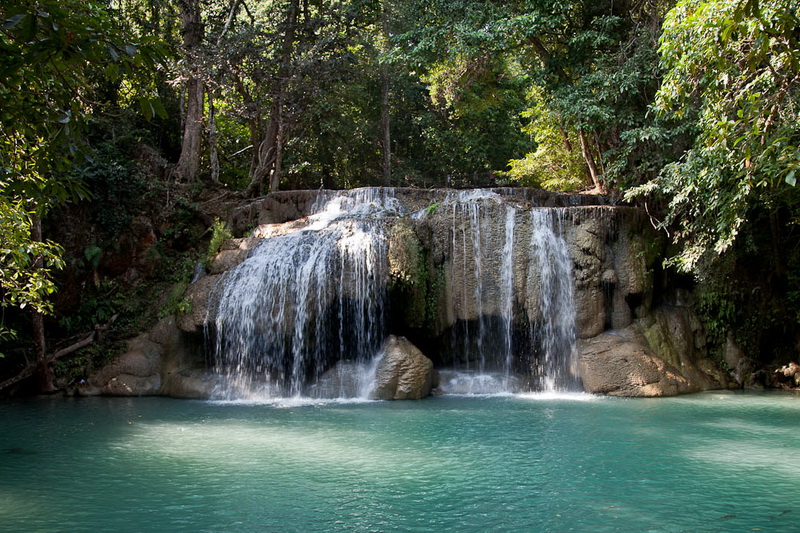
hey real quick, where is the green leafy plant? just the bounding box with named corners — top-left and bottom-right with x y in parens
top-left (425, 202), bottom-right (442, 216)
top-left (205, 218), bottom-right (232, 267)
top-left (58, 280), bottom-right (124, 335)
top-left (84, 245), bottom-right (102, 270)
top-left (159, 281), bottom-right (191, 318)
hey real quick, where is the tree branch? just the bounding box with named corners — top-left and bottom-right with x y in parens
top-left (0, 314), bottom-right (118, 393)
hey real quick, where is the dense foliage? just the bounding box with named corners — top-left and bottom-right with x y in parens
top-left (1, 0), bottom-right (800, 388)
top-left (632, 0), bottom-right (800, 272)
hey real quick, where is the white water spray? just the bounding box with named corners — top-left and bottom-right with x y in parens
top-left (210, 190), bottom-right (396, 399)
top-left (209, 188), bottom-right (580, 399)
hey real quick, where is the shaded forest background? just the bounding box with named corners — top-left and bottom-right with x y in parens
top-left (1, 0), bottom-right (799, 392)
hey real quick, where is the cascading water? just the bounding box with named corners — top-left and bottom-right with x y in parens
top-left (209, 187), bottom-right (581, 399)
top-left (210, 189), bottom-right (398, 399)
top-left (500, 205), bottom-right (517, 375)
top-left (439, 191), bottom-right (579, 393)
top-left (439, 191), bottom-right (520, 393)
top-left (527, 209), bottom-right (580, 391)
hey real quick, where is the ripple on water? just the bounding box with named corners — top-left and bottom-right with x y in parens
top-left (0, 393), bottom-right (798, 532)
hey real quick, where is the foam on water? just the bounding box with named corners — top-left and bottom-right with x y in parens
top-left (210, 191), bottom-right (393, 399)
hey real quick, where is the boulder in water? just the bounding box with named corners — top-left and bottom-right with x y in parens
top-left (772, 362), bottom-right (800, 389)
top-left (78, 333), bottom-right (163, 396)
top-left (578, 326), bottom-right (694, 396)
top-left (80, 317), bottom-right (213, 399)
top-left (371, 336), bottom-right (437, 400)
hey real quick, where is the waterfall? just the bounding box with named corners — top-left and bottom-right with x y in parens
top-left (501, 205), bottom-right (517, 375)
top-left (210, 189), bottom-right (396, 399)
top-left (208, 187), bottom-right (581, 399)
top-left (444, 190), bottom-right (500, 374)
top-left (527, 209), bottom-right (579, 391)
top-left (440, 192), bottom-right (579, 393)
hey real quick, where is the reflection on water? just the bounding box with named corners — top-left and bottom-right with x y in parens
top-left (1, 391), bottom-right (799, 532)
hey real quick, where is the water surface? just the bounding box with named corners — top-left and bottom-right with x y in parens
top-left (1, 391), bottom-right (798, 532)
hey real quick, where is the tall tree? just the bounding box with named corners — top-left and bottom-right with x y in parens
top-left (0, 0), bottom-right (163, 389)
top-left (244, 0), bottom-right (299, 196)
top-left (173, 0), bottom-right (206, 182)
top-left (379, 0), bottom-right (393, 185)
top-left (628, 0), bottom-right (800, 273)
top-left (393, 0), bottom-right (668, 192)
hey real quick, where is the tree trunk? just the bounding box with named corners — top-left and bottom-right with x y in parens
top-left (244, 0), bottom-right (298, 197)
top-left (174, 0), bottom-right (204, 183)
top-left (579, 127), bottom-right (604, 193)
top-left (380, 70), bottom-right (391, 185)
top-left (379, 0), bottom-right (392, 185)
top-left (209, 93), bottom-right (220, 183)
top-left (1, 316), bottom-right (117, 394)
top-left (31, 216), bottom-right (54, 393)
top-left (559, 121), bottom-right (573, 153)
top-left (528, 37), bottom-right (605, 193)
top-left (269, 118), bottom-right (285, 193)
top-left (245, 107), bottom-right (280, 197)
top-left (232, 73), bottom-right (264, 177)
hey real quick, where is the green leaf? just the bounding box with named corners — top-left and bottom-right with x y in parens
top-left (104, 62), bottom-right (120, 81)
top-left (139, 98), bottom-right (153, 121)
top-left (786, 170), bottom-right (796, 186)
top-left (151, 99), bottom-right (168, 120)
top-left (3, 13), bottom-right (27, 30)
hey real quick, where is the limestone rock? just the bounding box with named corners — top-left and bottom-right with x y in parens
top-left (771, 362), bottom-right (800, 389)
top-left (579, 305), bottom-right (728, 397)
top-left (176, 274), bottom-right (221, 334)
top-left (638, 306), bottom-right (726, 389)
top-left (574, 286), bottom-right (606, 338)
top-left (80, 317), bottom-right (212, 399)
top-left (578, 326), bottom-right (700, 397)
top-left (162, 369), bottom-right (218, 399)
top-left (371, 336), bottom-right (437, 400)
top-left (208, 237), bottom-right (260, 274)
top-left (229, 190), bottom-right (325, 234)
top-left (79, 334), bottom-right (163, 396)
top-left (722, 333), bottom-right (756, 386)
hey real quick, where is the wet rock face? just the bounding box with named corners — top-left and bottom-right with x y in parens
top-left (223, 191), bottom-right (656, 356)
top-left (307, 361), bottom-right (374, 399)
top-left (79, 317), bottom-right (214, 399)
top-left (78, 332), bottom-right (163, 396)
top-left (308, 362), bottom-right (361, 398)
top-left (205, 189), bottom-right (669, 396)
top-left (176, 274), bottom-right (221, 334)
top-left (578, 306), bottom-right (728, 397)
top-left (578, 326), bottom-right (697, 397)
top-left (88, 187), bottom-right (729, 399)
top-left (563, 207), bottom-right (657, 339)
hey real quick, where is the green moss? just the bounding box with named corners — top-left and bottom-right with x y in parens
top-left (424, 264), bottom-right (446, 334)
top-left (641, 313), bottom-right (680, 368)
top-left (388, 221), bottom-right (431, 330)
top-left (425, 202), bottom-right (442, 217)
